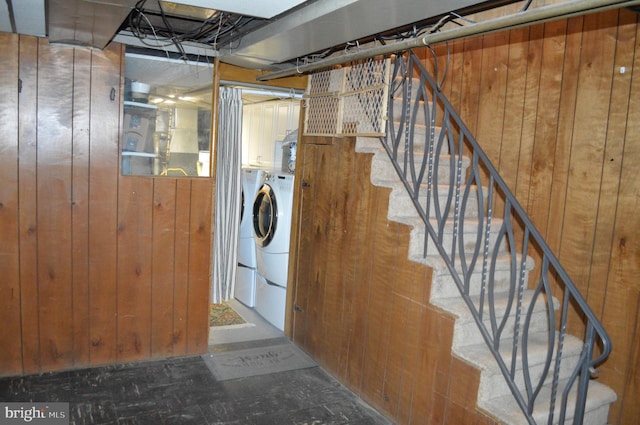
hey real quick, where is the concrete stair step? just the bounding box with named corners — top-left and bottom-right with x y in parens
top-left (425, 253), bottom-right (535, 301)
top-left (458, 332), bottom-right (584, 401)
top-left (481, 379), bottom-right (617, 425)
top-left (388, 98), bottom-right (431, 126)
top-left (388, 183), bottom-right (485, 220)
top-left (432, 290), bottom-right (556, 349)
top-left (356, 125), bottom-right (449, 154)
top-left (398, 216), bottom-right (507, 260)
top-left (364, 149), bottom-right (470, 187)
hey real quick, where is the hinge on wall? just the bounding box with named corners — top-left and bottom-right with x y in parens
top-left (18, 79), bottom-right (22, 94)
top-left (294, 304), bottom-right (304, 313)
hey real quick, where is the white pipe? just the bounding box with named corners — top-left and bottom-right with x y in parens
top-left (257, 0), bottom-right (640, 81)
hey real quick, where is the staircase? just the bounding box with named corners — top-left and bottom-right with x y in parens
top-left (353, 53), bottom-right (616, 425)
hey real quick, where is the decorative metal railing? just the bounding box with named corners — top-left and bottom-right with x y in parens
top-left (381, 51), bottom-right (612, 425)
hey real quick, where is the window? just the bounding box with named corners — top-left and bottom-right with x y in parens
top-left (122, 52), bottom-right (214, 177)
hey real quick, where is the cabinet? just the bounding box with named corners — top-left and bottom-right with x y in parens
top-left (242, 100), bottom-right (300, 167)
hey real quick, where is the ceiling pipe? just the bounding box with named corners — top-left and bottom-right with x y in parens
top-left (257, 0), bottom-right (640, 81)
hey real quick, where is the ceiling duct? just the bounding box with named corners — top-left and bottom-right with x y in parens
top-left (48, 0), bottom-right (138, 49)
top-left (216, 0), bottom-right (499, 69)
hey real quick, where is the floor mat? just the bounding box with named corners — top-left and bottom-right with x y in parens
top-left (209, 302), bottom-right (246, 326)
top-left (202, 342), bottom-right (317, 381)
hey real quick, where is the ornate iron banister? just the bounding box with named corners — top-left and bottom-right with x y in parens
top-left (380, 51), bottom-right (612, 425)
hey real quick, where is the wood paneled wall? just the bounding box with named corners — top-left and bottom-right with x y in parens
top-left (418, 8), bottom-right (639, 424)
top-left (289, 137), bottom-right (499, 424)
top-left (0, 33), bottom-right (213, 376)
top-left (288, 8), bottom-right (639, 425)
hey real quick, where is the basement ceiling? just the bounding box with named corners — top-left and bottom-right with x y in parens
top-left (3, 0), bottom-right (637, 72)
top-left (1, 0), bottom-right (513, 69)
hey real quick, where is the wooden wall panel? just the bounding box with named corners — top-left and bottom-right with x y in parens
top-left (88, 43), bottom-right (122, 366)
top-left (151, 179), bottom-right (178, 356)
top-left (172, 179), bottom-right (193, 356)
top-left (600, 14), bottom-right (640, 424)
top-left (186, 179), bottom-right (213, 353)
top-left (37, 40), bottom-right (75, 371)
top-left (117, 177), bottom-right (154, 361)
top-left (421, 9), bottom-right (640, 424)
top-left (290, 137), bottom-right (478, 424)
top-left (71, 47), bottom-right (92, 367)
top-left (0, 35), bottom-right (214, 377)
top-left (290, 8), bottom-right (639, 425)
top-left (0, 32), bottom-right (22, 374)
top-left (17, 35), bottom-right (40, 374)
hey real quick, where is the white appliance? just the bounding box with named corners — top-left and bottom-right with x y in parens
top-left (252, 171), bottom-right (295, 330)
top-left (235, 167), bottom-right (265, 307)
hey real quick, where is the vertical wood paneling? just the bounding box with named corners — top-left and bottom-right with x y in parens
top-left (172, 179), bottom-right (192, 356)
top-left (345, 150), bottom-right (376, 392)
top-left (475, 31), bottom-right (509, 171)
top-left (117, 177), bottom-right (154, 361)
top-left (361, 189), bottom-right (399, 408)
top-left (558, 11), bottom-right (619, 335)
top-left (425, 10), bottom-right (640, 424)
top-left (586, 10), bottom-right (636, 321)
top-left (332, 139), bottom-right (361, 380)
top-left (514, 24), bottom-right (543, 208)
top-left (1, 34), bottom-right (214, 378)
top-left (291, 136), bottom-right (456, 424)
top-left (292, 144), bottom-right (317, 345)
top-left (71, 48), bottom-right (92, 366)
top-left (524, 20), bottom-right (567, 287)
top-left (304, 145), bottom-right (332, 360)
top-left (291, 9), bottom-right (640, 425)
top-left (545, 16), bottom-right (583, 288)
top-left (497, 27), bottom-right (529, 196)
top-left (186, 178), bottom-right (213, 353)
top-left (395, 264), bottom-right (430, 425)
top-left (600, 14), bottom-right (640, 424)
top-left (151, 179), bottom-right (178, 356)
top-left (526, 19), bottom-right (566, 229)
top-left (36, 40), bottom-right (74, 371)
top-left (460, 37), bottom-right (483, 135)
top-left (88, 44), bottom-right (122, 366)
top-left (322, 139), bottom-right (352, 374)
top-left (17, 35), bottom-right (40, 374)
top-left (0, 32), bottom-right (23, 374)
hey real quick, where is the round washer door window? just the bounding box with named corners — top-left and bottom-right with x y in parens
top-left (253, 184), bottom-right (277, 247)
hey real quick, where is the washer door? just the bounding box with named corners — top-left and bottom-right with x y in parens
top-left (253, 184), bottom-right (277, 247)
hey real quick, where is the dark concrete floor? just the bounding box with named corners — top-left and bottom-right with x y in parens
top-left (0, 304), bottom-right (391, 425)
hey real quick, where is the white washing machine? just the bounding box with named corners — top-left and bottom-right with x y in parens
top-left (252, 171), bottom-right (295, 330)
top-left (234, 167), bottom-right (265, 307)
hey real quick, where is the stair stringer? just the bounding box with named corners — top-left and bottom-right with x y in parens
top-left (354, 135), bottom-right (617, 425)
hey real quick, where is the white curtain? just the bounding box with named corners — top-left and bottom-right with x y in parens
top-left (211, 87), bottom-right (243, 303)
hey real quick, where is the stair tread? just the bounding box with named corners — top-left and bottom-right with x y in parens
top-left (480, 379), bottom-right (617, 424)
top-left (432, 289), bottom-right (555, 323)
top-left (426, 252), bottom-right (535, 274)
top-left (395, 215), bottom-right (506, 234)
top-left (456, 332), bottom-right (584, 374)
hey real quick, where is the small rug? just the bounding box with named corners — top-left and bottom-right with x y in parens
top-left (202, 342), bottom-right (317, 381)
top-left (209, 302), bottom-right (246, 327)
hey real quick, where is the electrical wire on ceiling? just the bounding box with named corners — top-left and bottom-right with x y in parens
top-left (126, 0), bottom-right (259, 60)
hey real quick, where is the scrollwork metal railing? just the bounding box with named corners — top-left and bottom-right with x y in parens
top-left (381, 51), bottom-right (612, 425)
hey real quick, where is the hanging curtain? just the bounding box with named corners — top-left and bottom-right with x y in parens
top-left (211, 87), bottom-right (243, 303)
